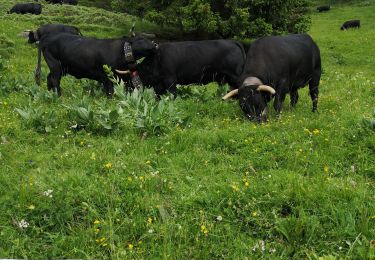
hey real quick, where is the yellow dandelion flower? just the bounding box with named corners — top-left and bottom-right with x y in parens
top-left (147, 217), bottom-right (153, 224)
top-left (128, 243), bottom-right (134, 250)
top-left (252, 211), bottom-right (258, 217)
top-left (28, 204), bottom-right (35, 210)
top-left (80, 141), bottom-right (84, 146)
top-left (231, 185), bottom-right (239, 192)
top-left (245, 181), bottom-right (250, 187)
top-left (94, 228), bottom-right (100, 234)
top-left (200, 224), bottom-right (209, 235)
top-left (312, 129), bottom-right (320, 135)
top-left (139, 176), bottom-right (145, 182)
top-left (93, 220), bottom-right (100, 225)
top-left (104, 162), bottom-right (112, 169)
top-left (146, 160), bottom-right (151, 165)
top-left (370, 215), bottom-right (375, 220)
top-left (324, 165), bottom-right (329, 173)
top-left (127, 176), bottom-right (133, 182)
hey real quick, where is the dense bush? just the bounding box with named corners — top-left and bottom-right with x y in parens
top-left (111, 0), bottom-right (311, 38)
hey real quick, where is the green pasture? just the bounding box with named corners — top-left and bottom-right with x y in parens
top-left (0, 0), bottom-right (374, 258)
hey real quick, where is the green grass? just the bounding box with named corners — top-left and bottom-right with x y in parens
top-left (0, 0), bottom-right (374, 258)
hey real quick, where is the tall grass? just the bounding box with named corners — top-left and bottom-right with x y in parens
top-left (0, 0), bottom-right (374, 258)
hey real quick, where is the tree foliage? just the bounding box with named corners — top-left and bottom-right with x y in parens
top-left (111, 0), bottom-right (311, 38)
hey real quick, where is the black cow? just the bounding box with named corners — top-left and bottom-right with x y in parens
top-left (222, 34), bottom-right (321, 122)
top-left (63, 0), bottom-right (78, 5)
top-left (28, 24), bottom-right (82, 85)
top-left (317, 5), bottom-right (330, 12)
top-left (118, 40), bottom-right (246, 95)
top-left (341, 20), bottom-right (360, 30)
top-left (36, 33), bottom-right (158, 96)
top-left (27, 24), bottom-right (81, 44)
top-left (46, 0), bottom-right (77, 4)
top-left (8, 3), bottom-right (42, 14)
top-left (46, 0), bottom-right (62, 3)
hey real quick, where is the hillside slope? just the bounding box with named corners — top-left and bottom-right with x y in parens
top-left (0, 0), bottom-right (374, 258)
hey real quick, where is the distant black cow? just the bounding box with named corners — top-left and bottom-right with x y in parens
top-left (46, 0), bottom-right (77, 4)
top-left (36, 33), bottom-right (158, 96)
top-left (222, 34), bottom-right (321, 122)
top-left (46, 0), bottom-right (62, 3)
top-left (117, 40), bottom-right (246, 95)
top-left (341, 20), bottom-right (360, 30)
top-left (63, 0), bottom-right (78, 5)
top-left (317, 5), bottom-right (330, 12)
top-left (8, 3), bottom-right (42, 14)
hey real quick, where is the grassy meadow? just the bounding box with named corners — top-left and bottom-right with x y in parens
top-left (0, 0), bottom-right (374, 258)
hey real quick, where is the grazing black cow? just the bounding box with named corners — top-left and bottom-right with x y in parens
top-left (36, 33), bottom-right (158, 96)
top-left (26, 24), bottom-right (81, 44)
top-left (341, 20), bottom-right (360, 30)
top-left (62, 0), bottom-right (78, 5)
top-left (46, 0), bottom-right (77, 4)
top-left (117, 40), bottom-right (246, 95)
top-left (317, 5), bottom-right (330, 12)
top-left (222, 34), bottom-right (321, 122)
top-left (46, 0), bottom-right (62, 3)
top-left (8, 3), bottom-right (42, 14)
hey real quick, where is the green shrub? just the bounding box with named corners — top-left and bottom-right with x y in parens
top-left (15, 104), bottom-right (57, 133)
top-left (64, 96), bottom-right (121, 133)
top-left (112, 0), bottom-right (311, 38)
top-left (114, 83), bottom-right (189, 137)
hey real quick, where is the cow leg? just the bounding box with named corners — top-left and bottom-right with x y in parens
top-left (273, 92), bottom-right (287, 118)
top-left (153, 83), bottom-right (167, 96)
top-left (309, 71), bottom-right (321, 112)
top-left (290, 90), bottom-right (299, 107)
top-left (102, 78), bottom-right (114, 97)
top-left (163, 78), bottom-right (177, 95)
top-left (47, 73), bottom-right (62, 96)
top-left (43, 51), bottom-right (62, 96)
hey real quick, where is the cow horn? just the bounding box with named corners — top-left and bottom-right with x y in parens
top-left (19, 32), bottom-right (30, 38)
top-left (115, 69), bottom-right (131, 75)
top-left (130, 23), bottom-right (136, 37)
top-left (257, 85), bottom-right (276, 95)
top-left (222, 89), bottom-right (239, 100)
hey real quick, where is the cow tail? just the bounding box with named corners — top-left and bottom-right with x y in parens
top-left (34, 44), bottom-right (42, 86)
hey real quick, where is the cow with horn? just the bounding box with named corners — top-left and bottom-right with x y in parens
top-left (222, 34), bottom-right (321, 122)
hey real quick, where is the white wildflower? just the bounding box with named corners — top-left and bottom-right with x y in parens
top-left (18, 219), bottom-right (29, 229)
top-left (43, 189), bottom-right (53, 198)
top-left (216, 215), bottom-right (223, 221)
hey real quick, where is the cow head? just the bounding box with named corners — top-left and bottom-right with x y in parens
top-left (27, 31), bottom-right (38, 44)
top-left (222, 78), bottom-right (275, 122)
top-left (127, 36), bottom-right (158, 59)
